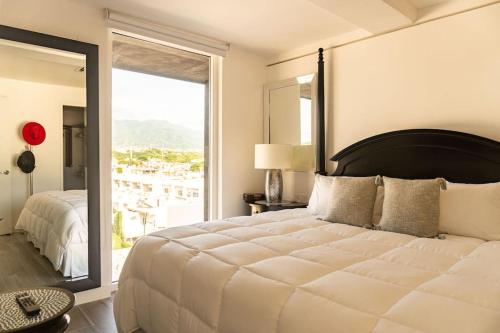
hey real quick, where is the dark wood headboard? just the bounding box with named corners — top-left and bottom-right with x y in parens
top-left (330, 129), bottom-right (500, 184)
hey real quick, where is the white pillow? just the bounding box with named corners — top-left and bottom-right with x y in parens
top-left (307, 174), bottom-right (334, 216)
top-left (439, 181), bottom-right (500, 241)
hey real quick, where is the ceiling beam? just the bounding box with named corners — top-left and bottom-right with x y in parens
top-left (308, 0), bottom-right (417, 34)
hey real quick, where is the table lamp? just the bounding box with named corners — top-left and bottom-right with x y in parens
top-left (255, 144), bottom-right (292, 203)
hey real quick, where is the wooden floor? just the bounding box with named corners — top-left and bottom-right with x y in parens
top-left (0, 233), bottom-right (66, 291)
top-left (0, 235), bottom-right (123, 332)
top-left (67, 297), bottom-right (119, 333)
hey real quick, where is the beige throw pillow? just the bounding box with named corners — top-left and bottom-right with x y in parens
top-left (440, 181), bottom-right (500, 241)
top-left (324, 176), bottom-right (378, 227)
top-left (378, 177), bottom-right (444, 237)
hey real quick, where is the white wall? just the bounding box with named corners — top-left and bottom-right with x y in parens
top-left (267, 3), bottom-right (500, 200)
top-left (331, 3), bottom-right (500, 150)
top-left (0, 77), bottom-right (85, 223)
top-left (0, 0), bottom-right (269, 300)
top-left (220, 46), bottom-right (267, 218)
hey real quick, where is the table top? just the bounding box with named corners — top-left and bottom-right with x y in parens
top-left (252, 200), bottom-right (308, 208)
top-left (0, 287), bottom-right (74, 333)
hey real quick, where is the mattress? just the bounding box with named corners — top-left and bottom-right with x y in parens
top-left (15, 190), bottom-right (88, 278)
top-left (114, 209), bottom-right (500, 333)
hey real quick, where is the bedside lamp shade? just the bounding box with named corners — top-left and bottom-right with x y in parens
top-left (255, 144), bottom-right (292, 170)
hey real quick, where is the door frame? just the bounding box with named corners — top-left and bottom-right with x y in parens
top-left (0, 96), bottom-right (12, 235)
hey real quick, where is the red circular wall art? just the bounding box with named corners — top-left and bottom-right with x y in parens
top-left (22, 122), bottom-right (46, 145)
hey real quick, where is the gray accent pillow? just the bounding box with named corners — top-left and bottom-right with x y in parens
top-left (324, 176), bottom-right (378, 227)
top-left (378, 177), bottom-right (444, 237)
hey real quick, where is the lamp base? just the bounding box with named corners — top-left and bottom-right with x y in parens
top-left (265, 169), bottom-right (283, 203)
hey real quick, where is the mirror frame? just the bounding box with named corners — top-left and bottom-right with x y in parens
top-left (263, 50), bottom-right (326, 174)
top-left (0, 24), bottom-right (100, 292)
top-left (263, 73), bottom-right (317, 149)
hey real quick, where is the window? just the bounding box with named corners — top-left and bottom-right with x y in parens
top-left (111, 34), bottom-right (210, 281)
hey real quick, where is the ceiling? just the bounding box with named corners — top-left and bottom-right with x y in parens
top-left (408, 0), bottom-right (451, 8)
top-left (88, 0), bottom-right (496, 59)
top-left (88, 0), bottom-right (358, 56)
top-left (0, 39), bottom-right (86, 87)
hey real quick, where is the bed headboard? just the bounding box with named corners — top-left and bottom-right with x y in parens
top-left (330, 129), bottom-right (500, 184)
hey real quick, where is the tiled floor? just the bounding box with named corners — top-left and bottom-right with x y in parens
top-left (67, 297), bottom-right (118, 333)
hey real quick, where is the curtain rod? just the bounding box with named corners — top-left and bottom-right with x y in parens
top-left (267, 1), bottom-right (500, 67)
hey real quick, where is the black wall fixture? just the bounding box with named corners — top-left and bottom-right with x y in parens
top-left (0, 24), bottom-right (100, 292)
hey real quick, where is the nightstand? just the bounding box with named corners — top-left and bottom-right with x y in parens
top-left (249, 200), bottom-right (308, 216)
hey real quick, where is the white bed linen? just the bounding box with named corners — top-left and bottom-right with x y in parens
top-left (114, 209), bottom-right (500, 333)
top-left (16, 190), bottom-right (88, 278)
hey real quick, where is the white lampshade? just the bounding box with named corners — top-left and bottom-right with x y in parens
top-left (255, 144), bottom-right (292, 169)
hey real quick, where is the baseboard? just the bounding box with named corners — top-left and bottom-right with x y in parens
top-left (74, 284), bottom-right (113, 305)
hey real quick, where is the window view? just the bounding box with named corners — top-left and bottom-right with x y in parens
top-left (112, 34), bottom-right (210, 281)
top-left (300, 97), bottom-right (312, 145)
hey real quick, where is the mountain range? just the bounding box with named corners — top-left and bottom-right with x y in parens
top-left (112, 119), bottom-right (203, 150)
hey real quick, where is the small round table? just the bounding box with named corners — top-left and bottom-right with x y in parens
top-left (0, 287), bottom-right (74, 333)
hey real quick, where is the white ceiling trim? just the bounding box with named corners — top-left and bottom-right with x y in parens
top-left (105, 9), bottom-right (230, 57)
top-left (308, 0), bottom-right (417, 34)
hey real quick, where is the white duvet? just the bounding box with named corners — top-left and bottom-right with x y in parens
top-left (114, 209), bottom-right (500, 333)
top-left (16, 190), bottom-right (88, 278)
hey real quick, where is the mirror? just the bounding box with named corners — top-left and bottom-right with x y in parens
top-left (0, 25), bottom-right (99, 292)
top-left (264, 74), bottom-right (316, 171)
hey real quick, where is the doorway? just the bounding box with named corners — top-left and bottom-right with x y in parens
top-left (0, 96), bottom-right (12, 235)
top-left (63, 106), bottom-right (86, 190)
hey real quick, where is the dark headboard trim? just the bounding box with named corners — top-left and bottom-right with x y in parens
top-left (330, 129), bottom-right (500, 184)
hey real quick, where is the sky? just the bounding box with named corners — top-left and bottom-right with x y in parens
top-left (112, 68), bottom-right (206, 131)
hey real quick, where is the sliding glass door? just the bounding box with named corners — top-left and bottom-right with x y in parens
top-left (111, 34), bottom-right (210, 281)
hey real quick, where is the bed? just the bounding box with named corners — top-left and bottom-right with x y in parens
top-left (115, 208), bottom-right (500, 333)
top-left (15, 190), bottom-right (88, 278)
top-left (114, 129), bottom-right (500, 333)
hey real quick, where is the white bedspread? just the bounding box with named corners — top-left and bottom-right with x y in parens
top-left (114, 209), bottom-right (500, 333)
top-left (16, 190), bottom-right (88, 278)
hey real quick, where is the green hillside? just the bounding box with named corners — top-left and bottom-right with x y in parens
top-left (113, 119), bottom-right (203, 150)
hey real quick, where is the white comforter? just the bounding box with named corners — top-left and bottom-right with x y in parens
top-left (114, 209), bottom-right (500, 333)
top-left (16, 190), bottom-right (88, 278)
